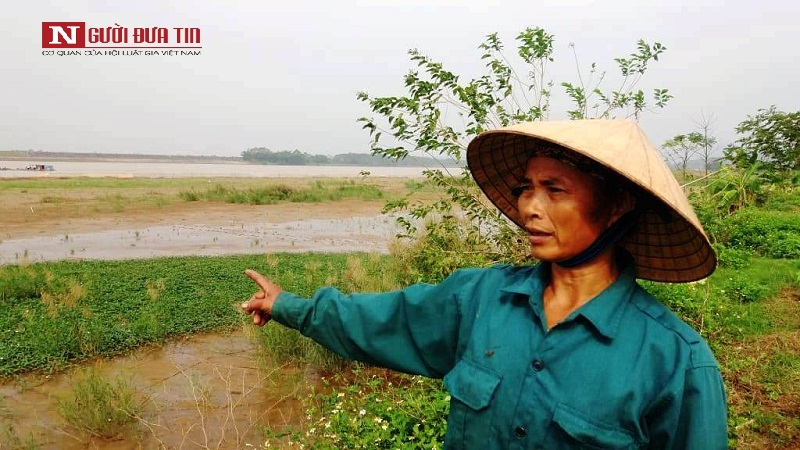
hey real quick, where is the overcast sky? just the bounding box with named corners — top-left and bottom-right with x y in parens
top-left (1, 0), bottom-right (797, 157)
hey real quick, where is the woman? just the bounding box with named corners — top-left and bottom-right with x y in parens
top-left (242, 120), bottom-right (728, 449)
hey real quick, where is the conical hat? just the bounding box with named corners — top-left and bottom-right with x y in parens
top-left (466, 119), bottom-right (716, 283)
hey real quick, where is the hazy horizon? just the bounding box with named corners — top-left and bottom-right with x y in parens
top-left (2, 1), bottom-right (798, 158)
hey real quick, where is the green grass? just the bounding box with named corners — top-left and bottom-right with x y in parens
top-left (2, 251), bottom-right (799, 448)
top-left (0, 253), bottom-right (394, 377)
top-left (178, 180), bottom-right (384, 205)
top-left (266, 368), bottom-right (449, 449)
top-left (641, 258), bottom-right (800, 345)
top-left (0, 177), bottom-right (202, 191)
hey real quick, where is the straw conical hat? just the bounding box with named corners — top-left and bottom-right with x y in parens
top-left (466, 119), bottom-right (716, 283)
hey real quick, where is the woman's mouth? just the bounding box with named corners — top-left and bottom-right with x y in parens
top-left (527, 230), bottom-right (551, 245)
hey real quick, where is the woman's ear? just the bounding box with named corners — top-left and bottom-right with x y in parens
top-left (608, 190), bottom-right (636, 225)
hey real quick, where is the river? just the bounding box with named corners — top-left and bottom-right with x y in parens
top-left (0, 160), bottom-right (430, 178)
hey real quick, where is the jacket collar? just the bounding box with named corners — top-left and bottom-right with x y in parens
top-left (499, 260), bottom-right (637, 340)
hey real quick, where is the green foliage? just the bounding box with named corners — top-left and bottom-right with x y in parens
top-left (713, 208), bottom-right (800, 258)
top-left (724, 106), bottom-right (800, 173)
top-left (255, 254), bottom-right (405, 369)
top-left (692, 164), bottom-right (768, 218)
top-left (358, 26), bottom-right (671, 263)
top-left (388, 215), bottom-right (526, 285)
top-left (179, 180), bottom-right (384, 205)
top-left (0, 265), bottom-right (48, 303)
top-left (712, 244), bottom-right (752, 269)
top-left (241, 148), bottom-right (456, 167)
top-left (242, 147), bottom-right (325, 165)
top-left (267, 370), bottom-right (449, 449)
top-left (641, 259), bottom-right (798, 344)
top-left (56, 369), bottom-right (143, 438)
top-left (662, 131), bottom-right (717, 177)
top-left (0, 253), bottom-right (394, 377)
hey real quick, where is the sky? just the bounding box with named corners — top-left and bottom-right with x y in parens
top-left (1, 0), bottom-right (798, 158)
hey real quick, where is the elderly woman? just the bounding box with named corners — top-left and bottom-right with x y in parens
top-left (241, 120), bottom-right (728, 449)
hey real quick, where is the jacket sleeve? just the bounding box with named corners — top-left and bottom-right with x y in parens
top-left (670, 365), bottom-right (729, 449)
top-left (270, 268), bottom-right (482, 378)
top-left (647, 363), bottom-right (728, 449)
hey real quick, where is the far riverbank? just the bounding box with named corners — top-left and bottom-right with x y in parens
top-left (0, 160), bottom-right (430, 178)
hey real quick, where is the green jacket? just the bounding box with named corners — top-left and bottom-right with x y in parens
top-left (272, 262), bottom-right (728, 449)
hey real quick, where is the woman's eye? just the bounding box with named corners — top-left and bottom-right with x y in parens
top-left (511, 183), bottom-right (531, 197)
top-left (547, 186), bottom-right (563, 193)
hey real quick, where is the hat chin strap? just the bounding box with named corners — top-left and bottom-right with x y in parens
top-left (555, 209), bottom-right (641, 268)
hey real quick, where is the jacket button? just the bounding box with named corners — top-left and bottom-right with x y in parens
top-left (514, 426), bottom-right (527, 437)
top-left (532, 359), bottom-right (544, 371)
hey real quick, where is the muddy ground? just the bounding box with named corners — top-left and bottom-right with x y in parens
top-left (0, 181), bottom-right (407, 264)
top-left (0, 180), bottom-right (403, 448)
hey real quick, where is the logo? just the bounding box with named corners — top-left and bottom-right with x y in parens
top-left (40, 22), bottom-right (202, 55)
top-left (42, 22), bottom-right (86, 48)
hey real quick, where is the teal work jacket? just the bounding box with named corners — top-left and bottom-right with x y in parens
top-left (272, 262), bottom-right (728, 449)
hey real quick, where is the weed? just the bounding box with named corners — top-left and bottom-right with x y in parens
top-left (0, 423), bottom-right (39, 449)
top-left (177, 181), bottom-right (384, 206)
top-left (56, 368), bottom-right (144, 438)
top-left (269, 369), bottom-right (449, 449)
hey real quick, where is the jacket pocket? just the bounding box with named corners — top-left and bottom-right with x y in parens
top-left (443, 359), bottom-right (502, 449)
top-left (547, 403), bottom-right (641, 449)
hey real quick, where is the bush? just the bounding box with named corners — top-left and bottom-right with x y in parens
top-left (268, 370), bottom-right (449, 449)
top-left (389, 216), bottom-right (512, 284)
top-left (712, 244), bottom-right (752, 269)
top-left (715, 209), bottom-right (800, 258)
top-left (720, 276), bottom-right (772, 303)
top-left (0, 265), bottom-right (47, 304)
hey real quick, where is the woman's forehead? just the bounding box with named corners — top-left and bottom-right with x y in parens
top-left (523, 156), bottom-right (594, 181)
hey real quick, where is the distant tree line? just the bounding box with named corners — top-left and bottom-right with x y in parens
top-left (241, 148), bottom-right (461, 167)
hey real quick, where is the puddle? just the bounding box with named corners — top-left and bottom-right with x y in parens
top-left (0, 328), bottom-right (314, 449)
top-left (0, 216), bottom-right (401, 265)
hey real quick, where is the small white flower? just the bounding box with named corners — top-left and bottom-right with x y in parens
top-left (382, 424), bottom-right (388, 431)
top-left (337, 392), bottom-right (345, 398)
top-left (359, 409), bottom-right (367, 416)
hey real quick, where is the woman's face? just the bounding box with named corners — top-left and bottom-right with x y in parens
top-left (516, 156), bottom-right (623, 262)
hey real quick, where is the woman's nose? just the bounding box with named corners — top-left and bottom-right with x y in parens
top-left (518, 191), bottom-right (544, 220)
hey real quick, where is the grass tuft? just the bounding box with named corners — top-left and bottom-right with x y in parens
top-left (56, 368), bottom-right (144, 438)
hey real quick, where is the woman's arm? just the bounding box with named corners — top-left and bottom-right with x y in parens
top-left (243, 268), bottom-right (483, 378)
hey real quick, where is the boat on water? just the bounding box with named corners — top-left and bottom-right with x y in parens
top-left (25, 164), bottom-right (55, 171)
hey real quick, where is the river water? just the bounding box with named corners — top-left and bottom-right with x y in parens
top-left (0, 160), bottom-right (429, 178)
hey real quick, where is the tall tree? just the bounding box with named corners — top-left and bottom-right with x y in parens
top-left (358, 27), bottom-right (672, 260)
top-left (724, 106), bottom-right (800, 173)
top-left (693, 111), bottom-right (718, 175)
top-left (662, 132), bottom-right (717, 179)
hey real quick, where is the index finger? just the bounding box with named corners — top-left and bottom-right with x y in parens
top-left (245, 269), bottom-right (272, 292)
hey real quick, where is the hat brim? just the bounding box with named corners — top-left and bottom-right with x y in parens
top-left (466, 120), bottom-right (716, 283)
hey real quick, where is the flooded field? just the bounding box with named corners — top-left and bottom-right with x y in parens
top-left (0, 169), bottom-right (416, 448)
top-left (0, 329), bottom-right (313, 449)
top-left (0, 215), bottom-right (399, 265)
